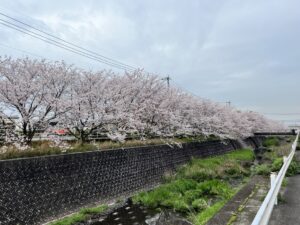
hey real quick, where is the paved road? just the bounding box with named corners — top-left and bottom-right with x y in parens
top-left (269, 152), bottom-right (300, 225)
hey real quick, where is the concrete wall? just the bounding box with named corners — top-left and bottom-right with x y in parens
top-left (0, 139), bottom-right (261, 225)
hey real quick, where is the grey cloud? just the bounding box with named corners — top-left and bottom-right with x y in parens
top-left (0, 0), bottom-right (299, 124)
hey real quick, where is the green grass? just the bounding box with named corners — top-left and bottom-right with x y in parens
top-left (253, 164), bottom-right (271, 175)
top-left (262, 137), bottom-right (280, 147)
top-left (133, 179), bottom-right (234, 213)
top-left (133, 148), bottom-right (254, 223)
top-left (176, 149), bottom-right (254, 182)
top-left (49, 204), bottom-right (108, 225)
top-left (190, 200), bottom-right (227, 225)
top-left (225, 149), bottom-right (255, 161)
top-left (254, 137), bottom-right (300, 176)
top-left (271, 158), bottom-right (283, 171)
top-left (253, 157), bottom-right (299, 176)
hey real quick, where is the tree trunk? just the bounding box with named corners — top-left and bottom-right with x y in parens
top-left (79, 130), bottom-right (87, 145)
top-left (22, 122), bottom-right (34, 145)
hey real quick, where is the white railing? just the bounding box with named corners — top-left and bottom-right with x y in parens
top-left (251, 131), bottom-right (299, 225)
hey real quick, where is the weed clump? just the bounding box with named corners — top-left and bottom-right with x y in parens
top-left (263, 137), bottom-right (280, 147)
top-left (133, 179), bottom-right (233, 213)
top-left (133, 148), bottom-right (254, 224)
top-left (254, 164), bottom-right (271, 175)
top-left (49, 204), bottom-right (108, 225)
top-left (254, 157), bottom-right (300, 176)
top-left (192, 199), bottom-right (208, 211)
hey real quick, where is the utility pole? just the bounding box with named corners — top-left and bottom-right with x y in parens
top-left (162, 75), bottom-right (171, 88)
top-left (226, 101), bottom-right (231, 107)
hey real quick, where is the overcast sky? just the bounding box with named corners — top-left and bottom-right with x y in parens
top-left (0, 0), bottom-right (299, 125)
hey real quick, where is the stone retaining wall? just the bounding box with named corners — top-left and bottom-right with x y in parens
top-left (0, 138), bottom-right (262, 225)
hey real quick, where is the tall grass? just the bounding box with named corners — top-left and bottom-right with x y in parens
top-left (0, 137), bottom-right (201, 160)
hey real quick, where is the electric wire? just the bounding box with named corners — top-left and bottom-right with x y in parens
top-left (0, 12), bottom-right (137, 70)
top-left (0, 15), bottom-right (136, 71)
top-left (0, 20), bottom-right (135, 71)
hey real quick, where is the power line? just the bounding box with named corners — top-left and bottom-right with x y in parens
top-left (0, 19), bottom-right (135, 72)
top-left (0, 18), bottom-right (135, 71)
top-left (0, 12), bottom-right (137, 71)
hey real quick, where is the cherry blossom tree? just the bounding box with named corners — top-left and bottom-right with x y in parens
top-left (116, 71), bottom-right (173, 137)
top-left (58, 69), bottom-right (119, 143)
top-left (0, 56), bottom-right (287, 147)
top-left (0, 57), bottom-right (73, 144)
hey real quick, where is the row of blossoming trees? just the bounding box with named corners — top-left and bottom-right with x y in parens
top-left (0, 57), bottom-right (285, 145)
